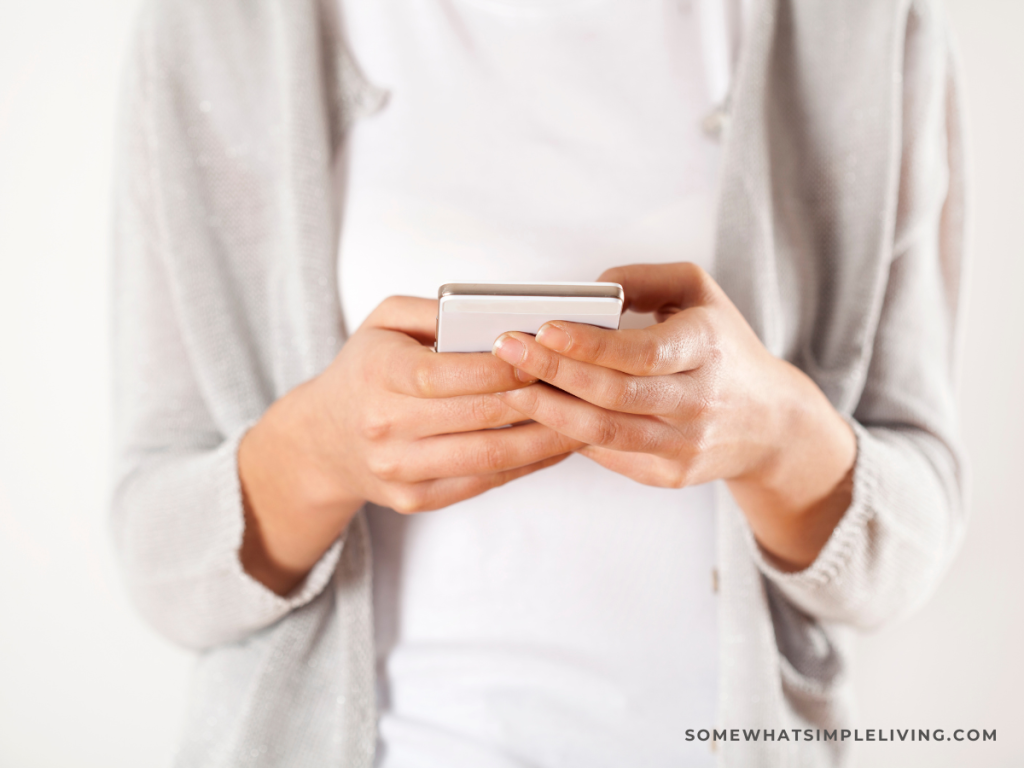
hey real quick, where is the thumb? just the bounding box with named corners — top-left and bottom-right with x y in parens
top-left (597, 262), bottom-right (718, 315)
top-left (360, 295), bottom-right (439, 346)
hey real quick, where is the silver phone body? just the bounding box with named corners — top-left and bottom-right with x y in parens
top-left (435, 282), bottom-right (624, 353)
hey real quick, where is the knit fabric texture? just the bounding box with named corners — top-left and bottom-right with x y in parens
top-left (111, 0), bottom-right (969, 765)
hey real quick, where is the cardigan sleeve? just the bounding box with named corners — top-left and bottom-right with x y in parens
top-left (752, 4), bottom-right (969, 629)
top-left (110, 3), bottom-right (343, 651)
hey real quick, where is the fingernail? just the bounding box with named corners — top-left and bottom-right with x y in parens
top-left (536, 323), bottom-right (571, 352)
top-left (492, 333), bottom-right (524, 364)
top-left (514, 368), bottom-right (538, 384)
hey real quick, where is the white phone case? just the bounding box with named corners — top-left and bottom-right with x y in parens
top-left (435, 282), bottom-right (624, 353)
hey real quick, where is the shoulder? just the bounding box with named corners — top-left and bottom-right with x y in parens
top-left (124, 0), bottom-right (376, 148)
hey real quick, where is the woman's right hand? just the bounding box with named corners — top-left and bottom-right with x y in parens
top-left (238, 296), bottom-right (581, 594)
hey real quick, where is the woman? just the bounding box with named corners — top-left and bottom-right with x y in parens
top-left (112, 0), bottom-right (967, 765)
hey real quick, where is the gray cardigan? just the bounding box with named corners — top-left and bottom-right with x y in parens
top-left (111, 0), bottom-right (968, 765)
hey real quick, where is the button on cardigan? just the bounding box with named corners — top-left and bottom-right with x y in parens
top-left (111, 0), bottom-right (968, 765)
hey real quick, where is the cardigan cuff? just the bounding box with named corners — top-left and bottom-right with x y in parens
top-left (747, 417), bottom-right (879, 600)
top-left (207, 422), bottom-right (345, 633)
top-left (119, 423), bottom-right (345, 649)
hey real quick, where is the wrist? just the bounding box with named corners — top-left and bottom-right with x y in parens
top-left (743, 361), bottom-right (850, 495)
top-left (238, 382), bottom-right (364, 594)
top-left (243, 382), bottom-right (364, 514)
top-left (728, 361), bottom-right (857, 570)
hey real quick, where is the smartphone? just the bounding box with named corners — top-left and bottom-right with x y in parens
top-left (435, 282), bottom-right (624, 353)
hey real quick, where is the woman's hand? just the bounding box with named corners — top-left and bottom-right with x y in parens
top-left (239, 296), bottom-right (582, 594)
top-left (491, 263), bottom-right (857, 570)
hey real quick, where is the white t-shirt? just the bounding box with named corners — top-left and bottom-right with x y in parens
top-left (337, 1), bottom-right (735, 766)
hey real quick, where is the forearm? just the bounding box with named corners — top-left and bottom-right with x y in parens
top-left (238, 381), bottom-right (364, 596)
top-left (727, 361), bottom-right (857, 571)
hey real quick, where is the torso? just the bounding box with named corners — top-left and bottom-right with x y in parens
top-left (337, 1), bottom-right (730, 764)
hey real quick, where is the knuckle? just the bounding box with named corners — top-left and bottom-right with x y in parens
top-left (704, 344), bottom-right (723, 371)
top-left (478, 438), bottom-right (511, 472)
top-left (704, 336), bottom-right (724, 368)
top-left (509, 384), bottom-right (540, 414)
top-left (587, 414), bottom-right (619, 447)
top-left (361, 411), bottom-right (394, 441)
top-left (669, 463), bottom-right (692, 489)
top-left (370, 295), bottom-right (403, 325)
top-left (604, 377), bottom-right (637, 411)
top-left (582, 329), bottom-right (606, 362)
top-left (470, 394), bottom-right (505, 427)
top-left (615, 420), bottom-right (659, 455)
top-left (634, 424), bottom-right (664, 453)
top-left (367, 452), bottom-right (402, 482)
top-left (690, 378), bottom-right (718, 422)
top-left (389, 485), bottom-right (426, 515)
top-left (410, 359), bottom-right (435, 397)
top-left (637, 341), bottom-right (666, 376)
top-left (531, 348), bottom-right (561, 382)
top-left (650, 378), bottom-right (682, 415)
top-left (694, 309), bottom-right (723, 362)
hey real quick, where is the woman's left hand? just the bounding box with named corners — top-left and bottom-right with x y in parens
top-left (491, 262), bottom-right (857, 570)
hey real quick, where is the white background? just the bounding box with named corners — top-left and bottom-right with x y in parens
top-left (0, 1), bottom-right (1021, 766)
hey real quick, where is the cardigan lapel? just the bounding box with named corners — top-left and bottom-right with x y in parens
top-left (715, 0), bottom-right (910, 415)
top-left (713, 0), bottom-right (784, 358)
